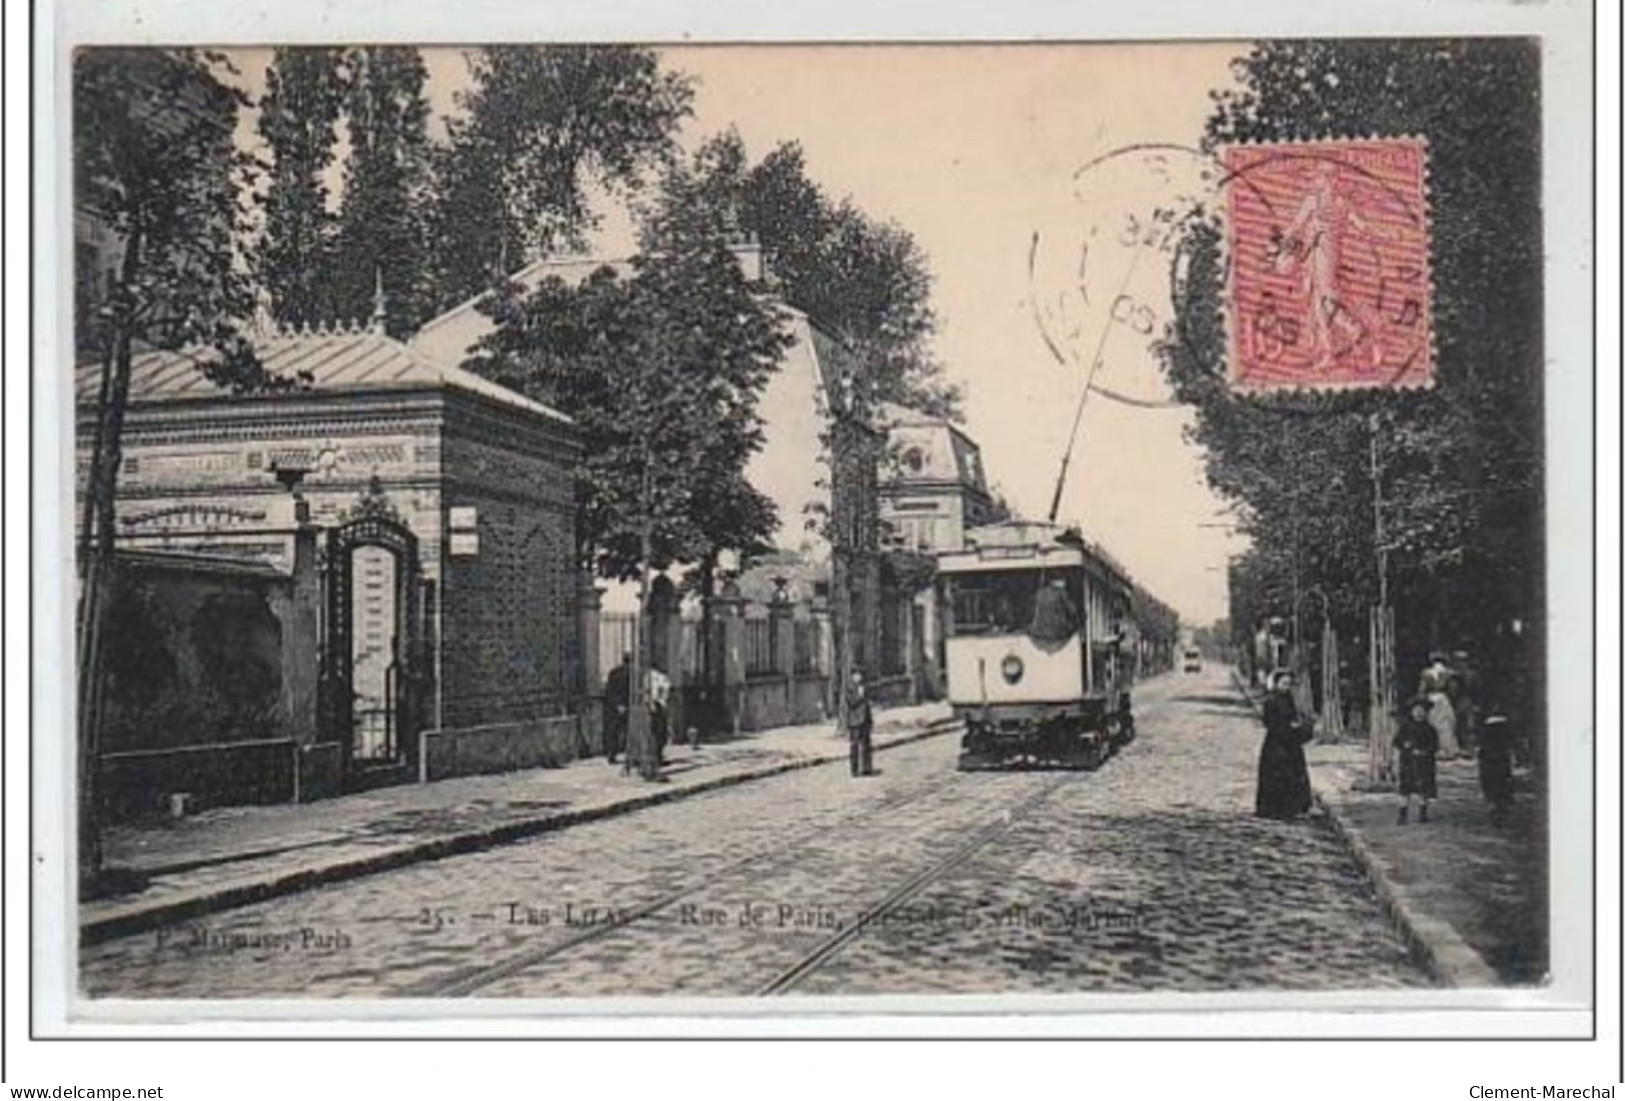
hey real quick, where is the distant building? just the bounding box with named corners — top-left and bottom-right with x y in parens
top-left (876, 407), bottom-right (1000, 697)
top-left (877, 406), bottom-right (998, 554)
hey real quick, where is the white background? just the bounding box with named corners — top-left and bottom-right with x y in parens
top-left (6, 0), bottom-right (1618, 1096)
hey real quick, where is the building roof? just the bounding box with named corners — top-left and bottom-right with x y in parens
top-left (412, 254), bottom-right (636, 346)
top-left (76, 325), bottom-right (574, 426)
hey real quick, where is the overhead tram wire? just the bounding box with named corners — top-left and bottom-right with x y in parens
top-left (1045, 246), bottom-right (1146, 523)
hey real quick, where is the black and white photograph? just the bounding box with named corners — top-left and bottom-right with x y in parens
top-left (13, 0), bottom-right (1616, 1093)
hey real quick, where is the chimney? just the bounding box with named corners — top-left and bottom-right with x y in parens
top-left (369, 267), bottom-right (389, 334)
top-left (728, 236), bottom-right (765, 284)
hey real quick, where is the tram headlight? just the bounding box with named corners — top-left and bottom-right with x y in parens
top-left (1000, 654), bottom-right (1024, 684)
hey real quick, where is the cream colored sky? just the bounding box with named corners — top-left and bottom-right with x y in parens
top-left (234, 42), bottom-right (1249, 624)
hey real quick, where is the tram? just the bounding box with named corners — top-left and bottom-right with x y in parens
top-left (937, 520), bottom-right (1138, 770)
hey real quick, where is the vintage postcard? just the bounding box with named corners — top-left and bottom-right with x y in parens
top-left (39, 19), bottom-right (1597, 1044)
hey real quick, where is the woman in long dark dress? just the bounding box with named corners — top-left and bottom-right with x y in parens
top-left (1256, 671), bottom-right (1313, 819)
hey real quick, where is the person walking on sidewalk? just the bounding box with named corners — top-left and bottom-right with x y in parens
top-left (604, 652), bottom-right (632, 766)
top-left (1420, 652), bottom-right (1463, 758)
top-left (1255, 670), bottom-right (1313, 820)
top-left (845, 669), bottom-right (875, 778)
top-left (1394, 695), bottom-right (1440, 824)
top-left (646, 664), bottom-right (672, 766)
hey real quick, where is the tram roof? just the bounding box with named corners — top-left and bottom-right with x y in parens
top-left (938, 520), bottom-right (1134, 587)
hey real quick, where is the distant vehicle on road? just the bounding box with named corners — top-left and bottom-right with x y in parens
top-left (1182, 648), bottom-right (1203, 673)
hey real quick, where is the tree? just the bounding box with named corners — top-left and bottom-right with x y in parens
top-left (640, 132), bottom-right (960, 419)
top-left (331, 47), bottom-right (436, 335)
top-left (1161, 39), bottom-right (1543, 727)
top-left (255, 47), bottom-right (346, 330)
top-left (429, 46), bottom-right (694, 307)
top-left (74, 49), bottom-right (292, 894)
top-left (466, 247), bottom-right (788, 579)
top-left (463, 226), bottom-right (792, 773)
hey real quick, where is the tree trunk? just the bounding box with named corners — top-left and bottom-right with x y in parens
top-left (695, 551), bottom-right (716, 743)
top-left (76, 224), bottom-right (143, 891)
top-left (628, 453), bottom-right (658, 781)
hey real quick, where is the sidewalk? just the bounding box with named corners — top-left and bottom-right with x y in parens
top-left (1235, 675), bottom-right (1544, 987)
top-left (1308, 743), bottom-right (1545, 986)
top-left (82, 702), bottom-right (956, 945)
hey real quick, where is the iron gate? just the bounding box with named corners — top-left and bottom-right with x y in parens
top-left (318, 478), bottom-right (428, 781)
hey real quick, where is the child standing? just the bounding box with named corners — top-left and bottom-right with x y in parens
top-left (1394, 695), bottom-right (1440, 824)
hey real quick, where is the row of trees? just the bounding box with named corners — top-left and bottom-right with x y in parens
top-left (257, 45), bottom-right (693, 337)
top-left (1161, 39), bottom-right (1544, 732)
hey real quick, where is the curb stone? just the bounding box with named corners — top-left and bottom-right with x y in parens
top-left (1311, 787), bottom-right (1500, 987)
top-left (80, 715), bottom-right (961, 947)
top-left (1228, 672), bottom-right (1497, 988)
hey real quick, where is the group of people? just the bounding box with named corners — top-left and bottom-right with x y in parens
top-left (602, 651), bottom-right (672, 772)
top-left (1396, 652), bottom-right (1518, 827)
top-left (601, 653), bottom-right (877, 780)
top-left (1254, 650), bottom-right (1518, 829)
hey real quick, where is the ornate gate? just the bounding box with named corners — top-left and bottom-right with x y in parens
top-left (318, 478), bottom-right (428, 783)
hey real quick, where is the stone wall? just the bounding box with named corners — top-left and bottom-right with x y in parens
top-left (419, 715), bottom-right (583, 781)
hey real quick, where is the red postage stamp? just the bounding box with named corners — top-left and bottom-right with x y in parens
top-left (1223, 138), bottom-right (1434, 392)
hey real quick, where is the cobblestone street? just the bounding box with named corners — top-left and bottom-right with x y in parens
top-left (80, 669), bottom-right (1429, 999)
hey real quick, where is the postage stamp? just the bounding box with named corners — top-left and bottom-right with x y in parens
top-left (1222, 138), bottom-right (1434, 392)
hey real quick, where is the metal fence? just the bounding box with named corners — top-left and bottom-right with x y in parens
top-left (743, 619), bottom-right (775, 677)
top-left (794, 618), bottom-right (823, 675)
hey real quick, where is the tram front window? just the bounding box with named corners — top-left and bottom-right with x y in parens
top-left (949, 572), bottom-right (1082, 637)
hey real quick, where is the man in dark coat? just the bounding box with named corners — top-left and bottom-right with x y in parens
top-left (1255, 670), bottom-right (1313, 819)
top-left (603, 652), bottom-right (632, 766)
top-left (845, 669), bottom-right (875, 777)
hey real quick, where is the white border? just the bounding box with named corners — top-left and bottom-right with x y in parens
top-left (11, 0), bottom-right (1615, 1087)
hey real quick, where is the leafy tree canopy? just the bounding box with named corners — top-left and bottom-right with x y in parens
top-left (430, 46), bottom-right (694, 307)
top-left (256, 47), bottom-right (346, 331)
top-left (463, 242), bottom-right (792, 581)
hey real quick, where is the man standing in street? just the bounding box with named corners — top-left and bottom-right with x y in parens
top-left (845, 668), bottom-right (874, 777)
top-left (604, 652), bottom-right (632, 766)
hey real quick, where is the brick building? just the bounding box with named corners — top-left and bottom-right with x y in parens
top-left (76, 320), bottom-right (585, 802)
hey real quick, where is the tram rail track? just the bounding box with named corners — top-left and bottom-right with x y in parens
top-left (423, 698), bottom-right (1156, 998)
top-left (756, 772), bottom-right (1074, 995)
top-left (414, 759), bottom-right (975, 998)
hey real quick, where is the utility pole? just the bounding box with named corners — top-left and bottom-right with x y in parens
top-left (1368, 411), bottom-right (1395, 784)
top-left (830, 359), bottom-right (873, 730)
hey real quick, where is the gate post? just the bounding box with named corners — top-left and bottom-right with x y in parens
top-left (283, 513), bottom-right (322, 748)
top-left (710, 579), bottom-right (748, 736)
top-left (578, 570), bottom-right (604, 697)
top-left (769, 580), bottom-right (796, 722)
